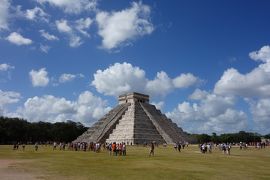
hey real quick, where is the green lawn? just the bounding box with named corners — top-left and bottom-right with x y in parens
top-left (0, 145), bottom-right (269, 180)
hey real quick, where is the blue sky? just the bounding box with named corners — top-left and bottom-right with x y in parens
top-left (1, 0), bottom-right (270, 134)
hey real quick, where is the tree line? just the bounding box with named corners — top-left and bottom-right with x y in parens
top-left (0, 116), bottom-right (87, 144)
top-left (192, 131), bottom-right (269, 144)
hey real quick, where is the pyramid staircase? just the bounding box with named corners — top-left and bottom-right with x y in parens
top-left (73, 103), bottom-right (130, 143)
top-left (141, 103), bottom-right (190, 143)
top-left (106, 102), bottom-right (165, 144)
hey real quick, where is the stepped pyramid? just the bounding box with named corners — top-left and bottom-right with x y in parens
top-left (74, 92), bottom-right (190, 145)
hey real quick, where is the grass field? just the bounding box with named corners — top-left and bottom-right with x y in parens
top-left (0, 145), bottom-right (270, 180)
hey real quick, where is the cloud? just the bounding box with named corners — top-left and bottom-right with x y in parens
top-left (37, 0), bottom-right (97, 14)
top-left (166, 91), bottom-right (247, 134)
top-left (59, 73), bottom-right (84, 83)
top-left (56, 19), bottom-right (72, 33)
top-left (75, 17), bottom-right (92, 37)
top-left (146, 72), bottom-right (200, 97)
top-left (91, 62), bottom-right (199, 97)
top-left (6, 32), bottom-right (33, 46)
top-left (189, 89), bottom-right (208, 100)
top-left (56, 19), bottom-right (90, 47)
top-left (151, 101), bottom-right (164, 110)
top-left (145, 71), bottom-right (173, 97)
top-left (249, 45), bottom-right (270, 63)
top-left (0, 0), bottom-right (10, 30)
top-left (29, 68), bottom-right (49, 87)
top-left (214, 45), bottom-right (270, 98)
top-left (0, 90), bottom-right (21, 108)
top-left (15, 91), bottom-right (110, 125)
top-left (40, 44), bottom-right (50, 53)
top-left (173, 73), bottom-right (199, 88)
top-left (0, 63), bottom-right (14, 82)
top-left (69, 36), bottom-right (82, 47)
top-left (248, 98), bottom-right (270, 134)
top-left (40, 29), bottom-right (59, 41)
top-left (96, 2), bottom-right (154, 50)
top-left (92, 62), bottom-right (147, 96)
top-left (25, 7), bottom-right (48, 21)
top-left (165, 45), bottom-right (270, 134)
top-left (0, 63), bottom-right (14, 71)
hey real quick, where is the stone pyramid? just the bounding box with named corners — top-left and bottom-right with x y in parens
top-left (74, 92), bottom-right (190, 145)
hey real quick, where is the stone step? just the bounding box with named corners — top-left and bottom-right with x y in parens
top-left (73, 103), bottom-right (130, 143)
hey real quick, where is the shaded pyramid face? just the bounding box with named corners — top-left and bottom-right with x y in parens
top-left (74, 92), bottom-right (190, 144)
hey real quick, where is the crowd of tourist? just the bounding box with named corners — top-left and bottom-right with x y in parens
top-left (174, 142), bottom-right (188, 152)
top-left (198, 143), bottom-right (233, 155)
top-left (105, 142), bottom-right (127, 156)
top-left (9, 140), bottom-right (269, 157)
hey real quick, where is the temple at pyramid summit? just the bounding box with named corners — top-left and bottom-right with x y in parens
top-left (74, 92), bottom-right (191, 145)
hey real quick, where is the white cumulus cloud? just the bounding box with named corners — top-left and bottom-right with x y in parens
top-left (145, 71), bottom-right (173, 97)
top-left (6, 32), bottom-right (33, 46)
top-left (92, 62), bottom-right (147, 96)
top-left (146, 72), bottom-right (200, 97)
top-left (96, 2), bottom-right (154, 50)
top-left (248, 98), bottom-right (270, 134)
top-left (214, 45), bottom-right (270, 98)
top-left (0, 90), bottom-right (21, 108)
top-left (189, 89), bottom-right (208, 100)
top-left (166, 91), bottom-right (247, 134)
top-left (249, 45), bottom-right (270, 63)
top-left (0, 0), bottom-right (10, 30)
top-left (91, 62), bottom-right (199, 97)
top-left (16, 91), bottom-right (110, 125)
top-left (37, 0), bottom-right (97, 14)
top-left (29, 68), bottom-right (50, 87)
top-left (173, 73), bottom-right (199, 88)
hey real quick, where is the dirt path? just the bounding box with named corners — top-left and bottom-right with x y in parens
top-left (0, 159), bottom-right (43, 180)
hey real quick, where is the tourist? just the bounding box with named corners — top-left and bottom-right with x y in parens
top-left (34, 142), bottom-right (38, 151)
top-left (95, 143), bottom-right (100, 152)
top-left (201, 144), bottom-right (206, 153)
top-left (177, 142), bottom-right (181, 152)
top-left (226, 144), bottom-right (231, 155)
top-left (53, 142), bottom-right (57, 150)
top-left (222, 143), bottom-right (226, 154)
top-left (122, 143), bottom-right (126, 156)
top-left (207, 143), bottom-right (212, 153)
top-left (116, 143), bottom-right (119, 156)
top-left (109, 143), bottom-right (112, 156)
top-left (240, 142), bottom-right (243, 150)
top-left (112, 142), bottom-right (116, 156)
top-left (182, 143), bottom-right (185, 149)
top-left (174, 143), bottom-right (177, 151)
top-left (149, 142), bottom-right (155, 156)
top-left (119, 143), bottom-right (123, 156)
